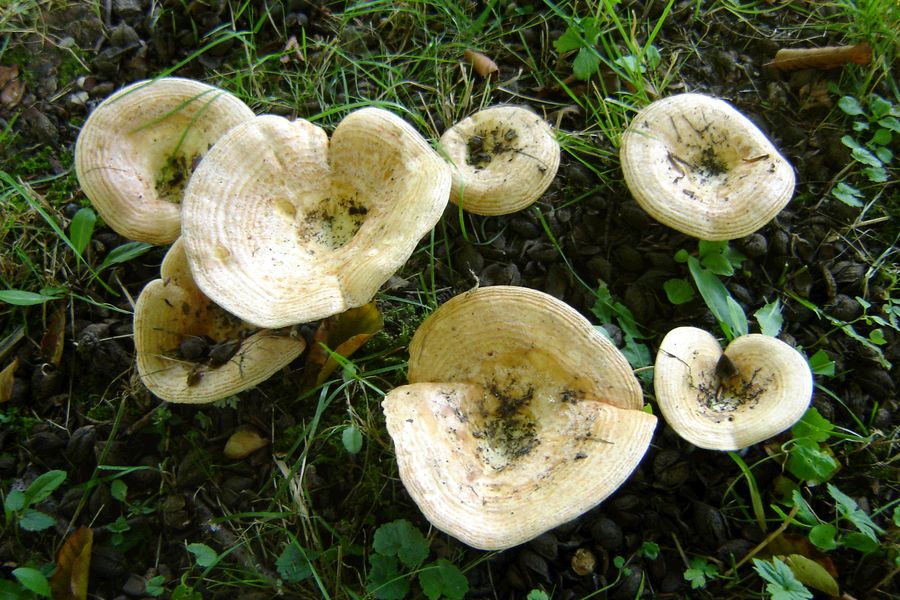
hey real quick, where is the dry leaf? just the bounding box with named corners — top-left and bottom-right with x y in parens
top-left (280, 35), bottom-right (304, 64)
top-left (766, 43), bottom-right (872, 72)
top-left (301, 302), bottom-right (384, 388)
top-left (50, 526), bottom-right (93, 600)
top-left (40, 305), bottom-right (66, 367)
top-left (0, 65), bottom-right (25, 109)
top-left (0, 357), bottom-right (19, 404)
top-left (464, 49), bottom-right (499, 79)
top-left (224, 428), bottom-right (268, 459)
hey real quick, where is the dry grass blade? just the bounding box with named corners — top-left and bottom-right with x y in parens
top-left (765, 43), bottom-right (872, 71)
top-left (463, 49), bottom-right (499, 79)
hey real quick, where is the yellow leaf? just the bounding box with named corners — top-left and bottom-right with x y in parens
top-left (0, 357), bottom-right (18, 404)
top-left (785, 554), bottom-right (840, 597)
top-left (40, 305), bottom-right (66, 367)
top-left (51, 526), bottom-right (93, 600)
top-left (302, 303), bottom-right (384, 388)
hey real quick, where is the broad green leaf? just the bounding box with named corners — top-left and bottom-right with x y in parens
top-left (873, 146), bottom-right (892, 164)
top-left (418, 559), bottom-right (469, 600)
top-left (12, 567), bottom-right (52, 598)
top-left (684, 557), bottom-right (718, 589)
top-left (726, 296), bottom-right (749, 338)
top-left (4, 489), bottom-right (26, 512)
top-left (808, 523), bottom-right (838, 550)
top-left (841, 135), bottom-right (882, 167)
top-left (792, 407), bottom-right (834, 443)
top-left (808, 349), bottom-right (835, 376)
top-left (573, 47), bottom-right (601, 80)
top-left (755, 300), bottom-right (784, 337)
top-left (641, 541), bottom-right (660, 559)
top-left (18, 509), bottom-right (56, 531)
top-left (644, 44), bottom-right (662, 70)
top-left (373, 520), bottom-right (429, 569)
top-left (870, 128), bottom-right (892, 146)
top-left (827, 484), bottom-right (884, 541)
top-left (69, 207), bottom-right (96, 256)
top-left (864, 165), bottom-right (888, 183)
top-left (867, 94), bottom-right (891, 118)
top-left (25, 470), bottom-right (67, 504)
top-left (527, 591), bottom-right (550, 600)
top-left (591, 282), bottom-right (643, 340)
top-left (664, 278), bottom-right (694, 304)
top-left (688, 256), bottom-right (740, 339)
top-left (673, 248), bottom-right (690, 263)
top-left (186, 543), bottom-right (219, 568)
top-left (276, 543), bottom-right (317, 583)
top-left (342, 426), bottom-right (363, 455)
top-left (837, 96), bottom-right (865, 116)
top-left (366, 554), bottom-right (408, 600)
top-left (787, 439), bottom-right (839, 483)
top-left (97, 242), bottom-right (153, 272)
top-left (110, 479), bottom-right (128, 503)
top-left (784, 554), bottom-right (839, 597)
top-left (841, 532), bottom-right (879, 552)
top-left (831, 181), bottom-right (864, 207)
top-left (752, 557), bottom-right (813, 600)
top-left (789, 489), bottom-right (817, 525)
top-left (620, 336), bottom-right (651, 371)
top-left (553, 27), bottom-right (584, 53)
top-left (0, 289), bottom-right (64, 306)
top-left (878, 115), bottom-right (900, 133)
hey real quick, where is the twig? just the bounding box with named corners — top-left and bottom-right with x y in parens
top-left (724, 503), bottom-right (800, 578)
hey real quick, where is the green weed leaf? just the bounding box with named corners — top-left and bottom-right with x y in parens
top-left (787, 439), bottom-right (839, 483)
top-left (367, 554), bottom-right (408, 600)
top-left (684, 556), bottom-right (718, 589)
top-left (726, 296), bottom-right (749, 337)
top-left (186, 543), bottom-right (219, 568)
top-left (342, 425), bottom-right (363, 455)
top-left (69, 207), bottom-right (96, 256)
top-left (641, 541), bottom-right (660, 560)
top-left (808, 523), bottom-right (838, 551)
top-left (687, 256), bottom-right (745, 339)
top-left (573, 47), bottom-right (600, 80)
top-left (841, 532), bottom-right (879, 553)
top-left (755, 300), bottom-right (784, 337)
top-left (418, 559), bottom-right (468, 600)
top-left (12, 567), bottom-right (51, 598)
top-left (110, 479), bottom-right (128, 503)
top-left (831, 181), bottom-right (864, 207)
top-left (527, 591), bottom-right (550, 600)
top-left (4, 489), bottom-right (26, 512)
top-left (837, 96), bottom-right (865, 116)
top-left (752, 557), bottom-right (812, 600)
top-left (807, 350), bottom-right (835, 376)
top-left (878, 115), bottom-right (900, 133)
top-left (24, 470), bottom-right (66, 505)
top-left (621, 336), bottom-right (651, 371)
top-left (827, 484), bottom-right (884, 541)
top-left (0, 289), bottom-right (64, 306)
top-left (553, 28), bottom-right (582, 53)
top-left (97, 242), bottom-right (154, 273)
top-left (868, 95), bottom-right (891, 119)
top-left (145, 575), bottom-right (166, 597)
top-left (373, 519), bottom-right (429, 569)
top-left (841, 135), bottom-right (882, 167)
top-left (784, 554), bottom-right (839, 597)
top-left (664, 278), bottom-right (694, 304)
top-left (276, 543), bottom-right (318, 583)
top-left (870, 128), bottom-right (892, 146)
top-left (789, 489), bottom-right (817, 525)
top-left (18, 509), bottom-right (56, 532)
top-left (792, 407), bottom-right (833, 443)
top-left (591, 282), bottom-right (643, 339)
top-left (863, 165), bottom-right (888, 183)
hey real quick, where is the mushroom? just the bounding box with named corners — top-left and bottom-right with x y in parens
top-left (182, 107), bottom-right (451, 328)
top-left (654, 327), bottom-right (812, 450)
top-left (133, 238), bottom-right (306, 403)
top-left (382, 286), bottom-right (657, 550)
top-left (75, 77), bottom-right (255, 245)
top-left (439, 106), bottom-right (560, 215)
top-left (620, 93), bottom-right (795, 240)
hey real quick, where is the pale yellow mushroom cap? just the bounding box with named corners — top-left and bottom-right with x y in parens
top-left (74, 77), bottom-right (255, 245)
top-left (182, 108), bottom-right (451, 328)
top-left (654, 327), bottom-right (813, 450)
top-left (440, 106), bottom-right (560, 215)
top-left (382, 286), bottom-right (657, 550)
top-left (620, 93), bottom-right (795, 240)
top-left (133, 239), bottom-right (306, 403)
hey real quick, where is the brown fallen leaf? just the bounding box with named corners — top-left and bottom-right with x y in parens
top-left (765, 43), bottom-right (872, 72)
top-left (40, 305), bottom-right (67, 368)
top-left (301, 302), bottom-right (384, 388)
top-left (464, 49), bottom-right (499, 79)
top-left (0, 64), bottom-right (25, 109)
top-left (0, 357), bottom-right (19, 404)
top-left (50, 526), bottom-right (93, 600)
top-left (280, 35), bottom-right (304, 64)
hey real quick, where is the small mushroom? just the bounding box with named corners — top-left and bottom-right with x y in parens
top-left (133, 239), bottom-right (306, 403)
top-left (620, 93), bottom-right (795, 240)
top-left (440, 106), bottom-right (560, 215)
top-left (182, 107), bottom-right (451, 328)
top-left (382, 286), bottom-right (657, 550)
top-left (74, 77), bottom-right (255, 245)
top-left (654, 327), bottom-right (812, 450)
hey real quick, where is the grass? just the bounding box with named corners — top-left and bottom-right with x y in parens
top-left (1, 1), bottom-right (898, 599)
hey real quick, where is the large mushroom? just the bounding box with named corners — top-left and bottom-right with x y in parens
top-left (439, 105), bottom-right (560, 215)
top-left (182, 107), bottom-right (451, 328)
top-left (382, 286), bottom-right (657, 550)
top-left (75, 77), bottom-right (255, 245)
top-left (620, 93), bottom-right (795, 240)
top-left (133, 239), bottom-right (306, 403)
top-left (654, 327), bottom-right (813, 450)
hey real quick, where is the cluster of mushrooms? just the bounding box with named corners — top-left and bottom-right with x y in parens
top-left (75, 78), bottom-right (812, 551)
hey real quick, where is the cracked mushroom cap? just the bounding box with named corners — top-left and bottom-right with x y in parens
top-left (133, 239), bottom-right (306, 403)
top-left (182, 108), bottom-right (451, 328)
top-left (440, 106), bottom-right (560, 215)
top-left (654, 327), bottom-right (812, 451)
top-left (75, 77), bottom-right (255, 245)
top-left (620, 93), bottom-right (795, 240)
top-left (382, 286), bottom-right (657, 550)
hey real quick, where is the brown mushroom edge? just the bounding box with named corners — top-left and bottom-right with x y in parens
top-left (620, 93), bottom-right (795, 241)
top-left (653, 326), bottom-right (813, 451)
top-left (382, 286), bottom-right (656, 550)
top-left (134, 239), bottom-right (306, 403)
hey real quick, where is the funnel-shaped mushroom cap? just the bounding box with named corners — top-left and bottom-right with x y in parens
top-left (134, 239), bottom-right (306, 403)
top-left (654, 327), bottom-right (812, 450)
top-left (75, 78), bottom-right (255, 245)
top-left (620, 93), bottom-right (795, 240)
top-left (440, 106), bottom-right (560, 215)
top-left (182, 108), bottom-right (451, 328)
top-left (382, 286), bottom-right (656, 550)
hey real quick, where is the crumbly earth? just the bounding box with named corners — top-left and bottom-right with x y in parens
top-left (0, 1), bottom-right (896, 599)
